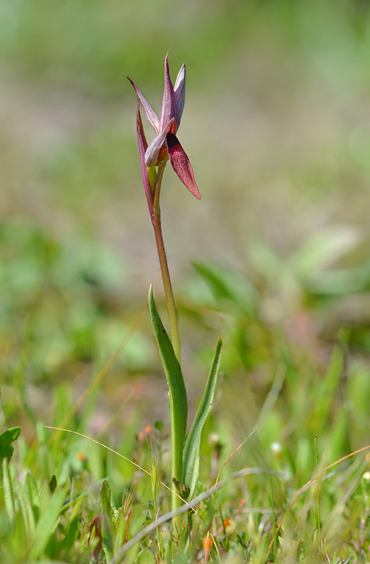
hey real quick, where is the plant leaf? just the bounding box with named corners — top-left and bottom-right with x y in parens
top-left (148, 285), bottom-right (187, 481)
top-left (100, 479), bottom-right (114, 560)
top-left (26, 472), bottom-right (40, 522)
top-left (100, 479), bottom-right (113, 520)
top-left (136, 547), bottom-right (156, 564)
top-left (28, 485), bottom-right (66, 559)
top-left (2, 458), bottom-right (15, 522)
top-left (14, 478), bottom-right (36, 542)
top-left (289, 227), bottom-right (362, 276)
top-left (0, 427), bottom-right (21, 475)
top-left (192, 261), bottom-right (257, 314)
top-left (183, 338), bottom-right (222, 496)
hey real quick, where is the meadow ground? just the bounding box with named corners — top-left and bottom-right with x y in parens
top-left (1, 1), bottom-right (370, 562)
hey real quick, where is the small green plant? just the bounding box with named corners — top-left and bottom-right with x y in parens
top-left (128, 54), bottom-right (222, 532)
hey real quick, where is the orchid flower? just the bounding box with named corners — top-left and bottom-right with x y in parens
top-left (128, 54), bottom-right (201, 216)
top-left (126, 56), bottom-right (222, 535)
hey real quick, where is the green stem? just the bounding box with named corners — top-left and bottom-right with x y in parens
top-left (152, 163), bottom-right (181, 364)
top-left (151, 163), bottom-right (183, 534)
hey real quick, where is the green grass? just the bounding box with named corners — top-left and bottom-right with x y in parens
top-left (1, 0), bottom-right (370, 562)
top-left (1, 214), bottom-right (370, 563)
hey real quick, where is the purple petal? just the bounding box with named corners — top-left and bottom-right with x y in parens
top-left (174, 64), bottom-right (186, 127)
top-left (160, 54), bottom-right (177, 132)
top-left (145, 118), bottom-right (175, 166)
top-left (136, 102), bottom-right (155, 224)
top-left (128, 77), bottom-right (160, 133)
top-left (166, 132), bottom-right (201, 200)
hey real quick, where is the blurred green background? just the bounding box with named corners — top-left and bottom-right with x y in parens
top-left (1, 0), bottom-right (370, 466)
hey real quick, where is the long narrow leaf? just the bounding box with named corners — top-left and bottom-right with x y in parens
top-left (29, 486), bottom-right (66, 559)
top-left (183, 338), bottom-right (222, 496)
top-left (148, 285), bottom-right (187, 481)
top-left (25, 473), bottom-right (40, 521)
top-left (101, 480), bottom-right (113, 561)
top-left (14, 479), bottom-right (36, 543)
top-left (2, 458), bottom-right (15, 522)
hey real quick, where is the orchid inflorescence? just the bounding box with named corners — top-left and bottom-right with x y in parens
top-left (129, 54), bottom-right (201, 224)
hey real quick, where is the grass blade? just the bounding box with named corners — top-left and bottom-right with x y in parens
top-left (101, 480), bottom-right (113, 560)
top-left (25, 473), bottom-right (40, 522)
top-left (29, 485), bottom-right (66, 559)
top-left (2, 458), bottom-right (15, 522)
top-left (183, 338), bottom-right (222, 496)
top-left (14, 479), bottom-right (36, 544)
